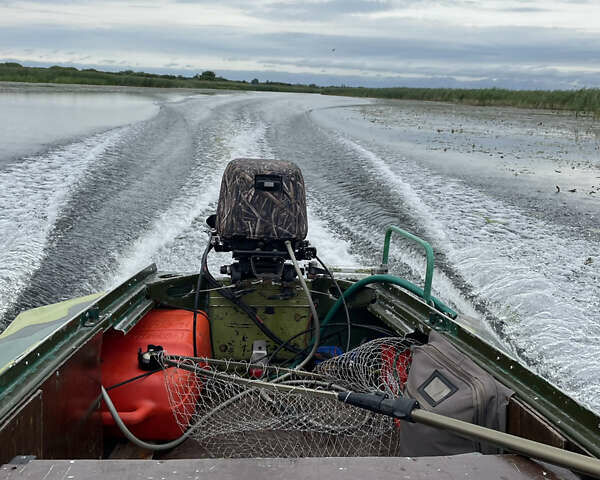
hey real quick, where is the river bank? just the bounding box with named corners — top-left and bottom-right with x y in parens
top-left (2, 63), bottom-right (600, 114)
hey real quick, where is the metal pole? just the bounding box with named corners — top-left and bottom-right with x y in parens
top-left (412, 409), bottom-right (600, 478)
top-left (167, 358), bottom-right (600, 477)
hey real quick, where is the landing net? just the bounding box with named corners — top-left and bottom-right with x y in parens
top-left (162, 336), bottom-right (417, 458)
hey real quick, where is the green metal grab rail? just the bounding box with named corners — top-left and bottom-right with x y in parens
top-left (382, 225), bottom-right (434, 305)
top-left (316, 227), bottom-right (456, 343)
top-left (321, 274), bottom-right (457, 337)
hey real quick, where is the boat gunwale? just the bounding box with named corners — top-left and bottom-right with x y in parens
top-left (0, 264), bottom-right (599, 461)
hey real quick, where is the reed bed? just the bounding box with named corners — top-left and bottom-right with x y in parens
top-left (2, 63), bottom-right (599, 114)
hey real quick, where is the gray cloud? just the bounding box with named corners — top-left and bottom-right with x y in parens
top-left (242, 0), bottom-right (394, 21)
top-left (498, 7), bottom-right (550, 12)
top-left (173, 0), bottom-right (394, 19)
top-left (1, 0), bottom-right (599, 89)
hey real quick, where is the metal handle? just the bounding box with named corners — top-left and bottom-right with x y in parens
top-left (382, 226), bottom-right (434, 304)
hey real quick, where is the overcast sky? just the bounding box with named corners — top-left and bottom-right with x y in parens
top-left (1, 0), bottom-right (599, 89)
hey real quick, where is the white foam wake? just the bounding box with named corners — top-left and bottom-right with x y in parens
top-left (334, 134), bottom-right (600, 411)
top-left (108, 101), bottom-right (361, 286)
top-left (335, 137), bottom-right (481, 318)
top-left (306, 207), bottom-right (359, 268)
top-left (106, 112), bottom-right (273, 285)
top-left (0, 127), bottom-right (129, 320)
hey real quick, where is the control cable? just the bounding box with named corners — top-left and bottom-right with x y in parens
top-left (315, 255), bottom-right (351, 352)
top-left (200, 238), bottom-right (301, 354)
top-left (101, 386), bottom-right (192, 451)
top-left (272, 241), bottom-right (321, 382)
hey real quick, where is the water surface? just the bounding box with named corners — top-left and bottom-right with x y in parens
top-left (0, 88), bottom-right (160, 164)
top-left (0, 84), bottom-right (598, 415)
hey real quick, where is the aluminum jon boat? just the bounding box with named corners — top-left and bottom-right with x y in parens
top-left (1, 158), bottom-right (599, 480)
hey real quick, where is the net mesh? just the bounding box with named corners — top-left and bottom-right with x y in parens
top-left (162, 336), bottom-right (418, 458)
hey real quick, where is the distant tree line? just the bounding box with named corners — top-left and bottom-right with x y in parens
top-left (1, 63), bottom-right (599, 115)
top-left (0, 63), bottom-right (322, 92)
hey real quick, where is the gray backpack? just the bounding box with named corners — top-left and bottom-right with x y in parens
top-left (399, 330), bottom-right (513, 456)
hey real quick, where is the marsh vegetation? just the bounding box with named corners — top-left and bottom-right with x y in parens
top-left (1, 62), bottom-right (599, 115)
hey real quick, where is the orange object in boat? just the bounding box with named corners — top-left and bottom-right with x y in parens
top-left (381, 344), bottom-right (412, 393)
top-left (381, 343), bottom-right (412, 429)
top-left (100, 309), bottom-right (211, 441)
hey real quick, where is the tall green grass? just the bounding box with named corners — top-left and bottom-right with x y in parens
top-left (2, 63), bottom-right (599, 114)
top-left (322, 86), bottom-right (600, 114)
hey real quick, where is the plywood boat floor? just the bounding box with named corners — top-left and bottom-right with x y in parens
top-left (0, 455), bottom-right (581, 480)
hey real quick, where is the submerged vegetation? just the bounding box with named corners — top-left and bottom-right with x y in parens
top-left (1, 62), bottom-right (600, 114)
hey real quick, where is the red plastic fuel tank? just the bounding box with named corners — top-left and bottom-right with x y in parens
top-left (100, 308), bottom-right (211, 441)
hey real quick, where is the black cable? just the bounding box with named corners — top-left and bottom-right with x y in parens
top-left (158, 303), bottom-right (211, 313)
top-left (166, 295), bottom-right (397, 358)
top-left (316, 255), bottom-right (351, 352)
top-left (264, 325), bottom-right (320, 363)
top-left (105, 368), bottom-right (171, 391)
top-left (200, 239), bottom-right (301, 355)
top-left (288, 323), bottom-right (396, 365)
top-left (277, 329), bottom-right (354, 368)
top-left (193, 278), bottom-right (200, 357)
top-left (265, 321), bottom-right (395, 364)
top-left (260, 329), bottom-right (346, 380)
top-left (193, 240), bottom-right (213, 357)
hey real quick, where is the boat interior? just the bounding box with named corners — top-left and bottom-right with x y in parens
top-left (1, 159), bottom-right (599, 479)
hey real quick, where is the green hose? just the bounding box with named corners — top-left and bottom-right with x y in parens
top-left (321, 274), bottom-right (457, 336)
top-left (289, 274), bottom-right (457, 369)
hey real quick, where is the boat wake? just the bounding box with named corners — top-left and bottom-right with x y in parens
top-left (0, 127), bottom-right (129, 322)
top-left (106, 110), bottom-right (360, 285)
top-left (310, 118), bottom-right (600, 413)
top-left (1, 91), bottom-right (598, 415)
